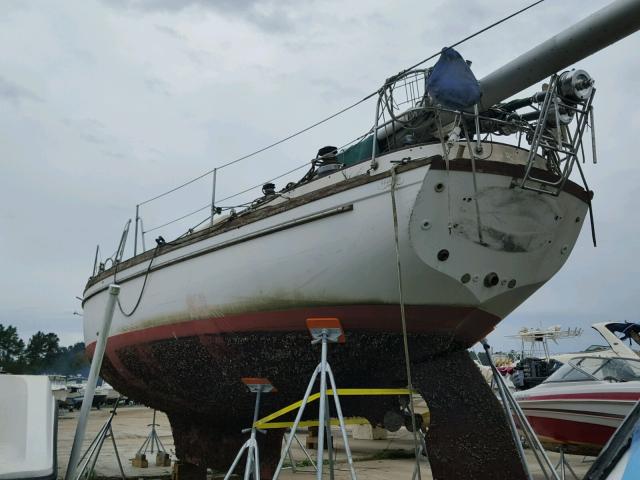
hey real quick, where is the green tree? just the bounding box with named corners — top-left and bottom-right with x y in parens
top-left (24, 331), bottom-right (60, 373)
top-left (47, 342), bottom-right (88, 375)
top-left (0, 324), bottom-right (25, 371)
top-left (66, 342), bottom-right (89, 372)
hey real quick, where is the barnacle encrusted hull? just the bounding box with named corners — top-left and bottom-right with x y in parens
top-left (96, 327), bottom-right (527, 479)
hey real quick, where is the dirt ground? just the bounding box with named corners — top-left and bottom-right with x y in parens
top-left (57, 405), bottom-right (593, 479)
top-left (57, 405), bottom-right (175, 479)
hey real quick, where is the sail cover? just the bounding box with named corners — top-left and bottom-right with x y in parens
top-left (426, 47), bottom-right (481, 110)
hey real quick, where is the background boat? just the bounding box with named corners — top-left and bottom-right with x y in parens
top-left (515, 356), bottom-right (640, 455)
top-left (0, 375), bottom-right (57, 480)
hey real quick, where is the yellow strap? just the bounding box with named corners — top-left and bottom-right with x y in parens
top-left (259, 417), bottom-right (371, 429)
top-left (255, 388), bottom-right (413, 429)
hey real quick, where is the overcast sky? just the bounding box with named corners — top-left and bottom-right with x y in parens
top-left (1, 0), bottom-right (638, 353)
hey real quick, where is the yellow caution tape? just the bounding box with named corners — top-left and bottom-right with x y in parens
top-left (259, 418), bottom-right (371, 429)
top-left (255, 388), bottom-right (415, 429)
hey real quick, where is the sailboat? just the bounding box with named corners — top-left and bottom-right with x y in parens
top-left (81, 1), bottom-right (640, 478)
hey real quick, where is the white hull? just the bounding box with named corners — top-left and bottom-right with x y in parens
top-left (83, 142), bottom-right (588, 346)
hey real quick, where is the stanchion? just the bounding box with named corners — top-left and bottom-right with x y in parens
top-left (273, 318), bottom-right (357, 480)
top-left (411, 430), bottom-right (429, 480)
top-left (224, 378), bottom-right (276, 480)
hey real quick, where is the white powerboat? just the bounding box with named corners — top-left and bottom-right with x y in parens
top-left (553, 322), bottom-right (640, 364)
top-left (515, 356), bottom-right (640, 455)
top-left (96, 381), bottom-right (122, 405)
top-left (65, 377), bottom-right (108, 410)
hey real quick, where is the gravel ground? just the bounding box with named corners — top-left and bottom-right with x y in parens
top-left (56, 405), bottom-right (594, 479)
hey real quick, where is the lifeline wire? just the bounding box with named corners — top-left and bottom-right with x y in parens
top-left (142, 126), bottom-right (376, 235)
top-left (136, 0), bottom-right (545, 208)
top-left (142, 162), bottom-right (310, 234)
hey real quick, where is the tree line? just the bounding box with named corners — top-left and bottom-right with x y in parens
top-left (0, 323), bottom-right (89, 375)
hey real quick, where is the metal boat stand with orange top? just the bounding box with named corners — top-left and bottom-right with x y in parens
top-left (272, 318), bottom-right (357, 480)
top-left (223, 378), bottom-right (277, 480)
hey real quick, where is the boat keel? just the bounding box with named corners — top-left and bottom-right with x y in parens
top-left (168, 413), bottom-right (284, 479)
top-left (413, 349), bottom-right (527, 479)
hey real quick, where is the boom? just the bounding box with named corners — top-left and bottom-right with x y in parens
top-left (479, 0), bottom-right (640, 110)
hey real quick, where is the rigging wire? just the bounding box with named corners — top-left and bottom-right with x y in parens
top-left (396, 0), bottom-right (545, 77)
top-left (137, 96), bottom-right (375, 206)
top-left (389, 166), bottom-right (423, 478)
top-left (136, 0), bottom-right (546, 208)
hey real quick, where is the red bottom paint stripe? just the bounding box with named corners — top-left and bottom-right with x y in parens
top-left (526, 414), bottom-right (618, 448)
top-left (87, 304), bottom-right (500, 353)
top-left (524, 392), bottom-right (640, 402)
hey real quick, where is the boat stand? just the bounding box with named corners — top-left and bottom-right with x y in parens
top-left (411, 430), bottom-right (429, 480)
top-left (555, 447), bottom-right (579, 480)
top-left (224, 378), bottom-right (276, 480)
top-left (282, 428), bottom-right (317, 473)
top-left (481, 339), bottom-right (561, 480)
top-left (71, 398), bottom-right (126, 480)
top-left (136, 409), bottom-right (167, 457)
top-left (65, 284), bottom-right (120, 480)
top-left (273, 318), bottom-right (357, 480)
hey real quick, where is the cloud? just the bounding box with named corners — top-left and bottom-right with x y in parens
top-left (145, 77), bottom-right (172, 96)
top-left (0, 76), bottom-right (42, 105)
top-left (103, 0), bottom-right (298, 33)
top-left (62, 117), bottom-right (128, 157)
top-left (154, 24), bottom-right (185, 40)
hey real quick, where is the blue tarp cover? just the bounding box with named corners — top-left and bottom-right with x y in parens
top-left (426, 47), bottom-right (481, 110)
